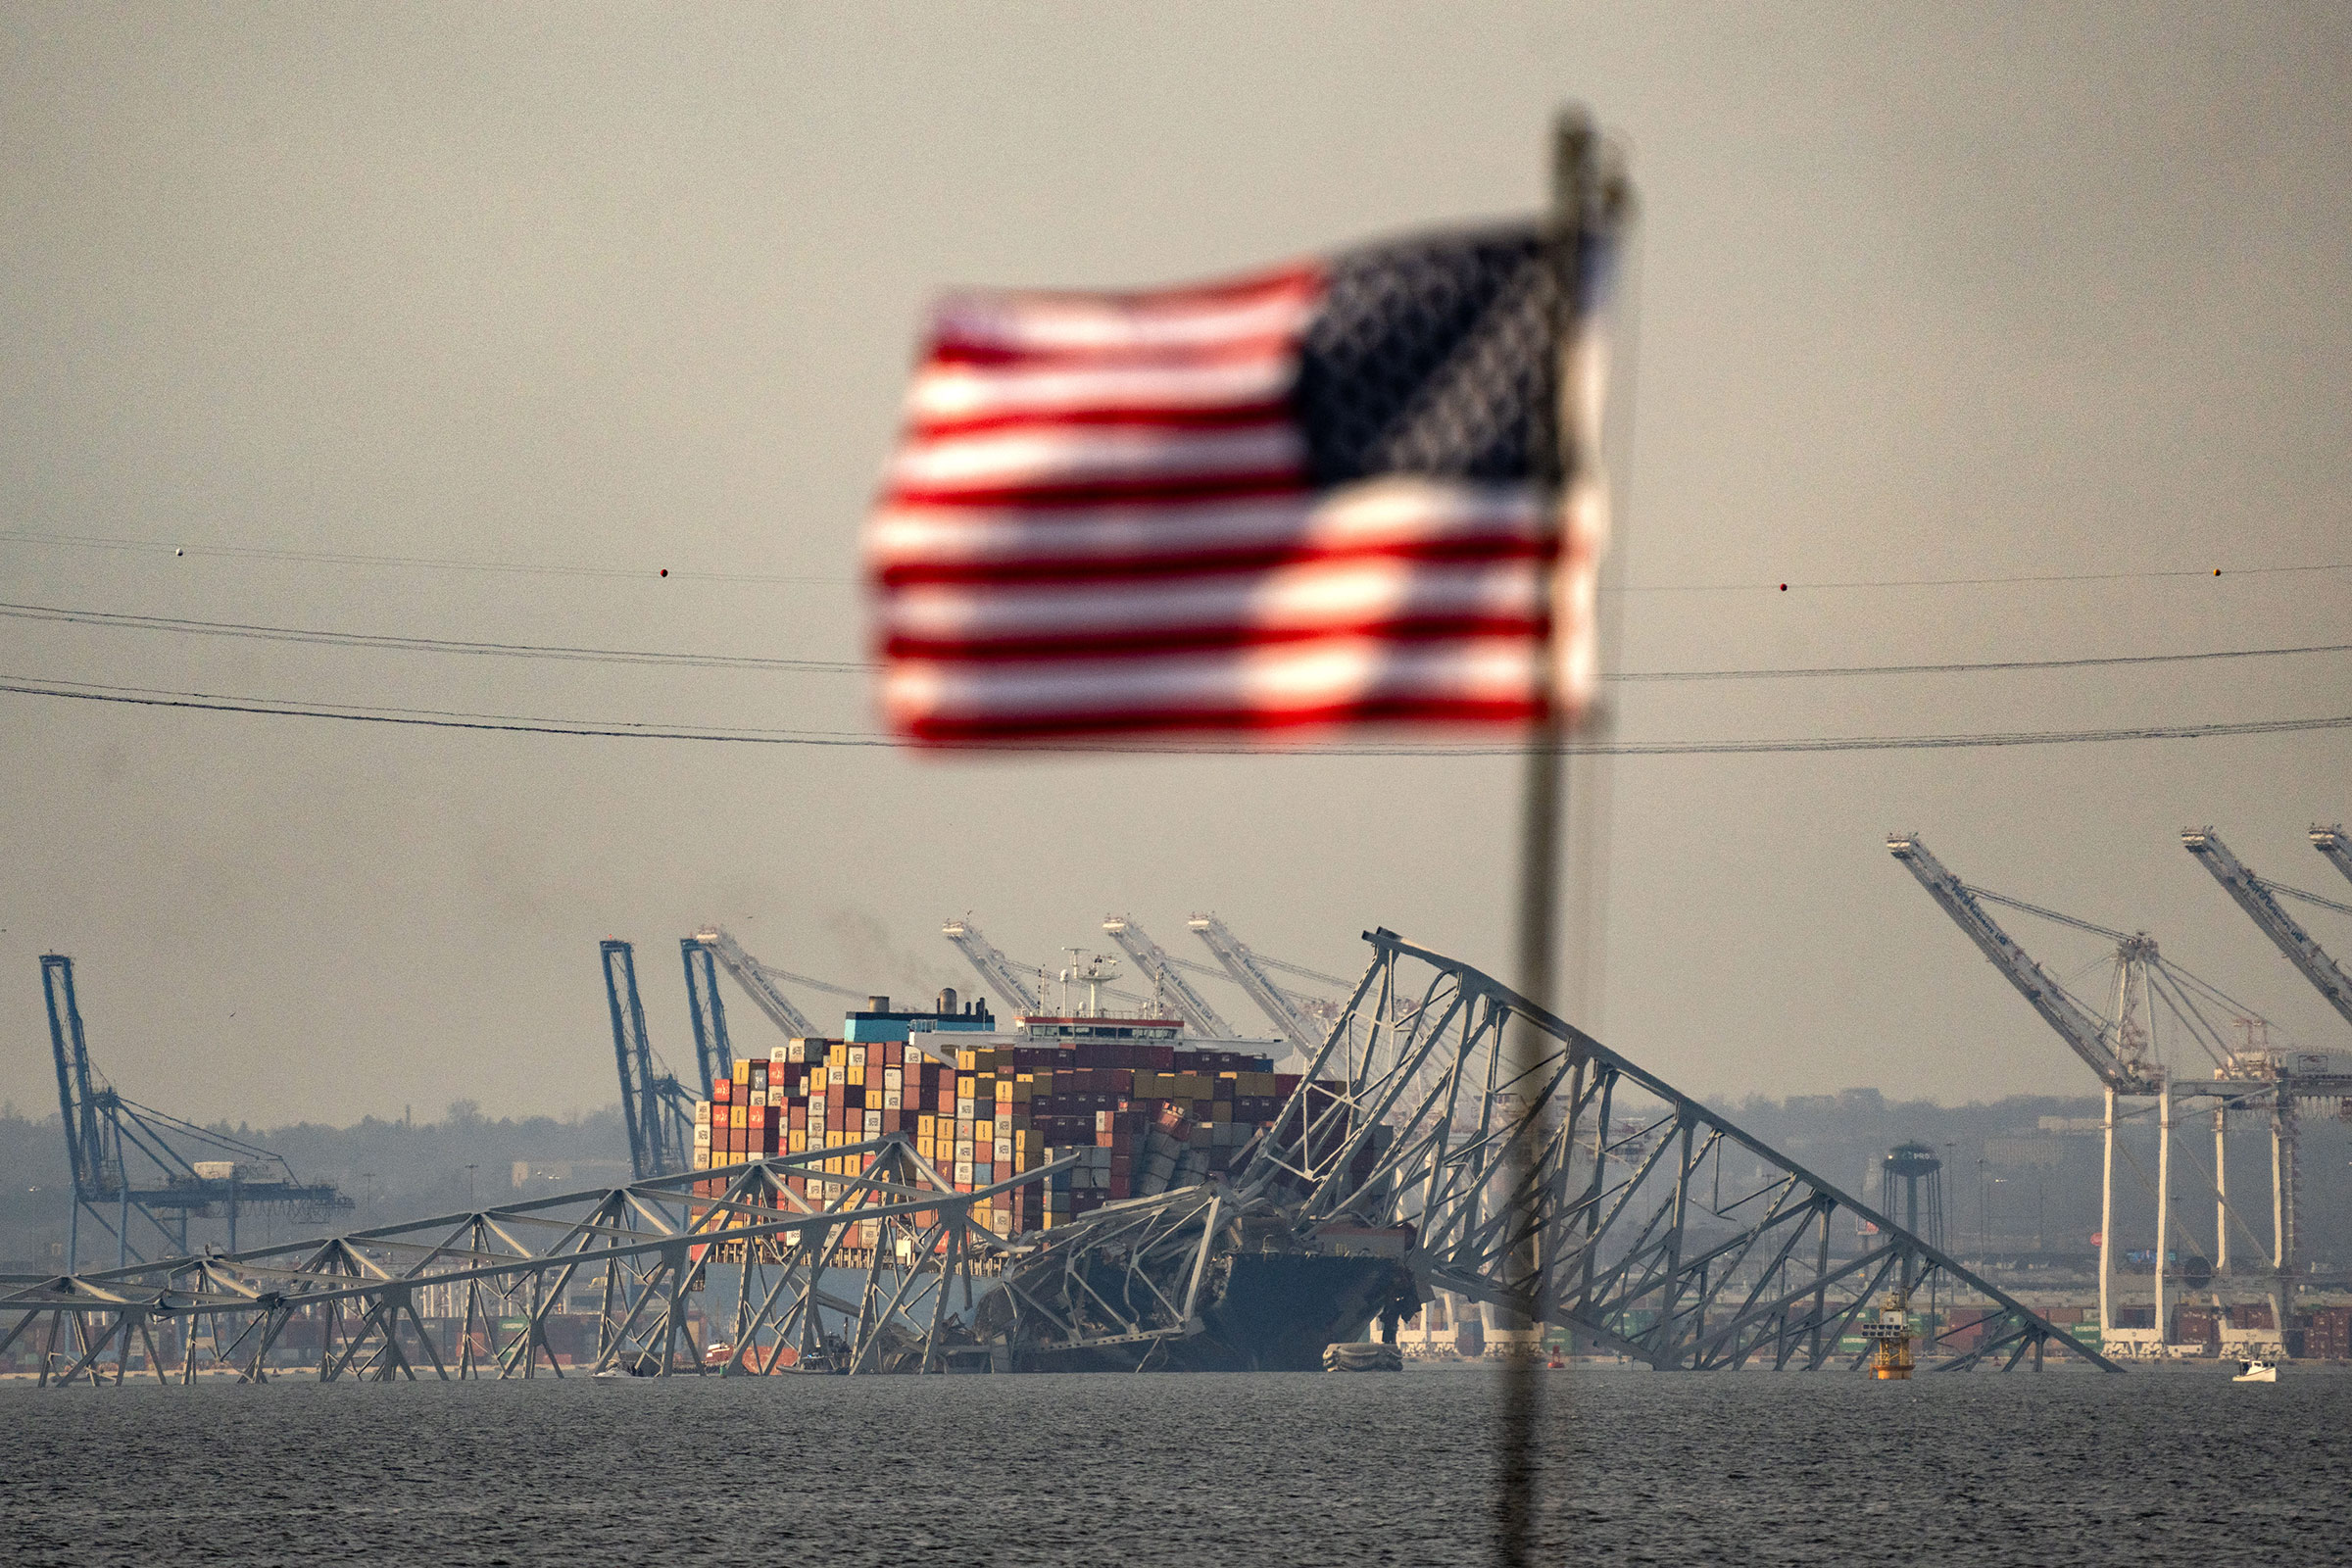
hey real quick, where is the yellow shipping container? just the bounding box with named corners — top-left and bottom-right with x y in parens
top-left (733, 1058), bottom-right (752, 1085)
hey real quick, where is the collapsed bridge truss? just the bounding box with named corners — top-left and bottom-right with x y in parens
top-left (4, 931), bottom-right (2114, 1384)
top-left (1233, 930), bottom-right (2117, 1371)
top-left (0, 1139), bottom-right (1071, 1386)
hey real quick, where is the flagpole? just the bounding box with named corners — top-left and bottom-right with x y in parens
top-left (1497, 107), bottom-right (1601, 1568)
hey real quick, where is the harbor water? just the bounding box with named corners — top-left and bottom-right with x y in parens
top-left (1, 1363), bottom-right (2343, 1565)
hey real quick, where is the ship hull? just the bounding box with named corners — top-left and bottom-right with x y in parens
top-left (1011, 1252), bottom-right (1411, 1373)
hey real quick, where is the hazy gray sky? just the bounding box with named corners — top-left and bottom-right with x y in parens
top-left (4, 2), bottom-right (2348, 1126)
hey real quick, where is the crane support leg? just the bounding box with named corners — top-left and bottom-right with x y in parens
top-left (2270, 1096), bottom-right (2297, 1332)
top-left (2213, 1104), bottom-right (2229, 1277)
top-left (2154, 1081), bottom-right (2172, 1346)
top-left (2098, 1087), bottom-right (2116, 1337)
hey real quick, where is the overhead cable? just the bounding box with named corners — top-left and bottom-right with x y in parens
top-left (8, 527), bottom-right (2349, 594)
top-left (5, 673), bottom-right (2349, 757)
top-left (0, 601), bottom-right (862, 673)
top-left (6, 599), bottom-right (2349, 686)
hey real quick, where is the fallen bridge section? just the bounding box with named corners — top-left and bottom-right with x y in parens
top-left (1233, 929), bottom-right (2119, 1373)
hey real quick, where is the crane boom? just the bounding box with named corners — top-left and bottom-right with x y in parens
top-left (602, 940), bottom-right (687, 1180)
top-left (942, 918), bottom-right (1042, 1014)
top-left (2315, 824), bottom-right (2352, 892)
top-left (1188, 913), bottom-right (1322, 1054)
top-left (2181, 828), bottom-right (2352, 1029)
top-left (1102, 916), bottom-right (1238, 1038)
top-left (41, 956), bottom-right (107, 1197)
top-left (694, 927), bottom-right (818, 1038)
top-left (678, 938), bottom-right (734, 1098)
top-left (1886, 835), bottom-right (2145, 1088)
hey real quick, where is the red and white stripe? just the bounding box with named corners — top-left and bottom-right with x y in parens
top-left (868, 266), bottom-right (1594, 743)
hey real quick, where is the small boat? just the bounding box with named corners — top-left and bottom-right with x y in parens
top-left (2233, 1359), bottom-right (2278, 1383)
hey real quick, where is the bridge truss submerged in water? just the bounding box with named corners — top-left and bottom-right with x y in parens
top-left (2, 932), bottom-right (2114, 1384)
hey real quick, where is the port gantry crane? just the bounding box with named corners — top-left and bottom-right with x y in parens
top-left (941, 917), bottom-right (1043, 1015)
top-left (1887, 835), bottom-right (2293, 1353)
top-left (1188, 912), bottom-right (1336, 1056)
top-left (693, 928), bottom-right (818, 1039)
top-left (39, 956), bottom-right (346, 1272)
top-left (1101, 916), bottom-right (1239, 1039)
top-left (613, 931), bottom-right (879, 1178)
top-left (601, 940), bottom-right (697, 1182)
top-left (2183, 829), bottom-right (2352, 1028)
top-left (677, 938), bottom-right (735, 1098)
top-left (2180, 828), bottom-right (2352, 1305)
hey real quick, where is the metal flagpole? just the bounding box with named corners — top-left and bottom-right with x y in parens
top-left (1496, 107), bottom-right (1603, 1568)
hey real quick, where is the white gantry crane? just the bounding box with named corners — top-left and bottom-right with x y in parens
top-left (2182, 828), bottom-right (2352, 1026)
top-left (941, 917), bottom-right (1043, 1015)
top-left (692, 927), bottom-right (818, 1039)
top-left (1187, 913), bottom-right (1333, 1056)
top-left (2180, 828), bottom-right (2352, 1315)
top-left (1889, 833), bottom-right (2293, 1355)
top-left (1101, 916), bottom-right (1237, 1038)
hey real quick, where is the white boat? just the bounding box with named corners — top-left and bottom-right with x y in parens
top-left (2233, 1359), bottom-right (2278, 1383)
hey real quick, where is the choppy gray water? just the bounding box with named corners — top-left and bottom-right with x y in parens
top-left (1, 1364), bottom-right (2343, 1566)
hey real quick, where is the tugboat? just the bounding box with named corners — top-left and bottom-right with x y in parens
top-left (2232, 1358), bottom-right (2279, 1383)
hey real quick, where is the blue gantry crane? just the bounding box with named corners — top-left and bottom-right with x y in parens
top-left (600, 940), bottom-right (699, 1182)
top-left (39, 955), bottom-right (346, 1269)
top-left (678, 936), bottom-right (735, 1099)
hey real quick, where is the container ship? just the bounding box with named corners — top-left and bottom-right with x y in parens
top-left (689, 982), bottom-right (1414, 1371)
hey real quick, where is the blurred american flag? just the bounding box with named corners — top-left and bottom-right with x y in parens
top-left (867, 225), bottom-right (1611, 744)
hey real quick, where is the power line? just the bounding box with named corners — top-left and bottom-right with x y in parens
top-left (0, 601), bottom-right (864, 673)
top-left (7, 598), bottom-right (2349, 685)
top-left (9, 526), bottom-right (2349, 595)
top-left (1622, 562), bottom-right (2352, 593)
top-left (5, 673), bottom-right (2348, 757)
top-left (1618, 641), bottom-right (2352, 682)
top-left (0, 528), bottom-right (849, 585)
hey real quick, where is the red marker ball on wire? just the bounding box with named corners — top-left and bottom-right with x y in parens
top-left (1779, 583), bottom-right (1788, 592)
top-left (660, 568), bottom-right (667, 577)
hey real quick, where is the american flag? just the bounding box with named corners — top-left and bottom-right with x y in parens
top-left (867, 225), bottom-right (1612, 744)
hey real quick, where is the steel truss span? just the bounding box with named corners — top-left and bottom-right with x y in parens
top-left (1229, 931), bottom-right (2118, 1373)
top-left (3, 932), bottom-right (2114, 1384)
top-left (0, 1139), bottom-right (1071, 1386)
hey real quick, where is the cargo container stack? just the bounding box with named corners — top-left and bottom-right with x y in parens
top-left (689, 1013), bottom-right (1363, 1247)
top-left (691, 1039), bottom-right (956, 1258)
top-left (2303, 1304), bottom-right (2352, 1359)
